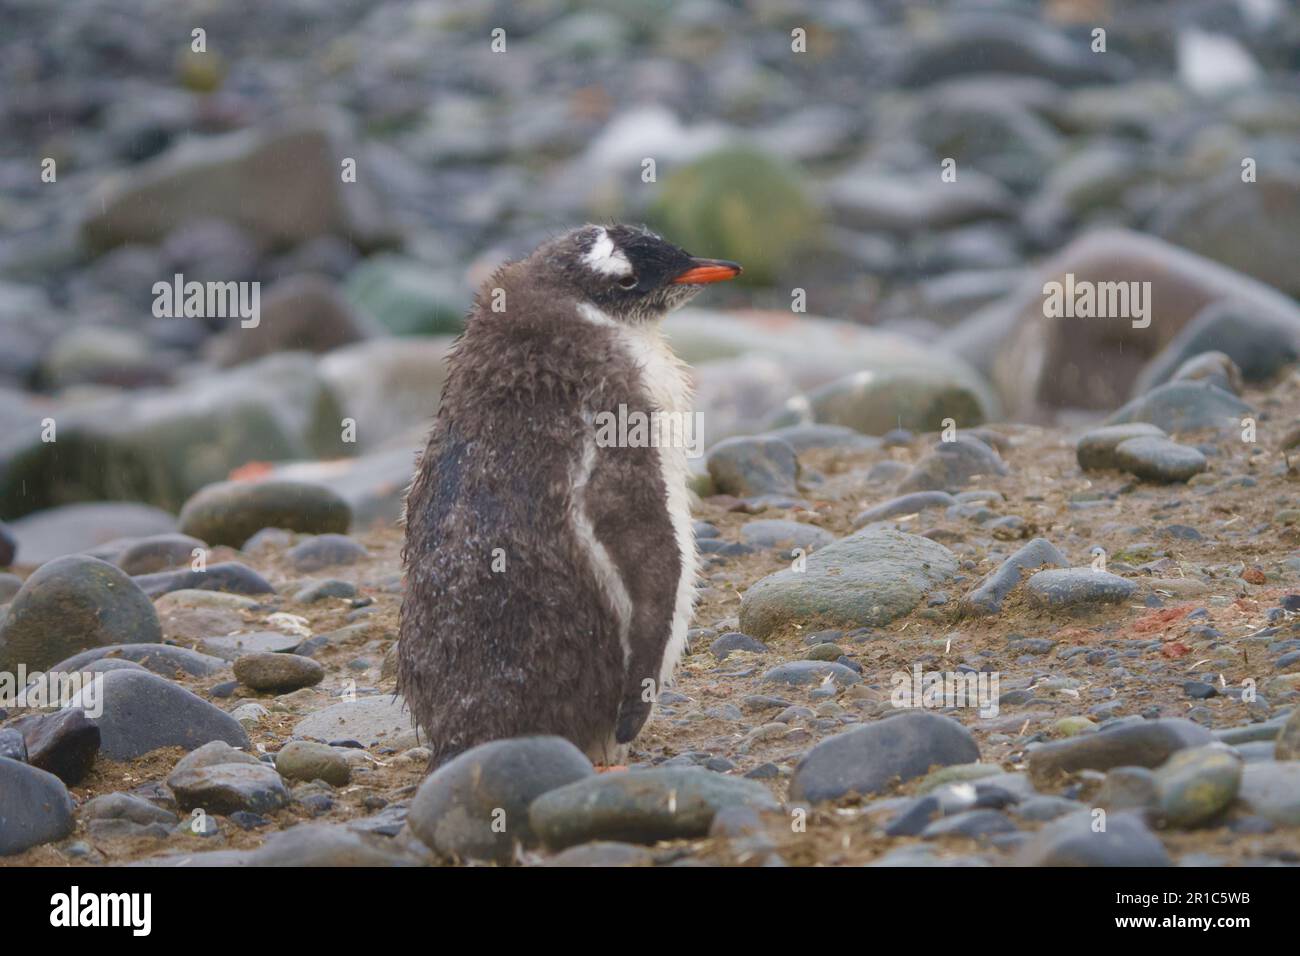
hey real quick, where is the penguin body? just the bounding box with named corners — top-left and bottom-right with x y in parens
top-left (398, 225), bottom-right (740, 766)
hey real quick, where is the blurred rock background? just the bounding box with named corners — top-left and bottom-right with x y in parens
top-left (2, 0), bottom-right (1300, 560)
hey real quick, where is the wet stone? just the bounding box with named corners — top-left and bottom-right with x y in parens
top-left (233, 652), bottom-right (324, 692)
top-left (274, 740), bottom-right (352, 786)
top-left (71, 669), bottom-right (248, 760)
top-left (1024, 568), bottom-right (1137, 609)
top-left (287, 534), bottom-right (369, 572)
top-left (0, 555), bottom-right (161, 671)
top-left (529, 767), bottom-right (779, 850)
top-left (790, 711), bottom-right (980, 803)
top-left (409, 736), bottom-right (594, 863)
top-left (1112, 437), bottom-right (1208, 483)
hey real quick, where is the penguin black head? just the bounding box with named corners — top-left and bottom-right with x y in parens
top-left (539, 224), bottom-right (742, 324)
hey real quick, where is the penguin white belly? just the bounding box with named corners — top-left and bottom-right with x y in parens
top-left (613, 323), bottom-right (698, 691)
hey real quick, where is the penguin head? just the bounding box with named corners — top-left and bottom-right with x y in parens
top-left (545, 224), bottom-right (741, 323)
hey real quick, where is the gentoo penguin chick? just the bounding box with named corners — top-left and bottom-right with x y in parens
top-left (398, 224), bottom-right (741, 767)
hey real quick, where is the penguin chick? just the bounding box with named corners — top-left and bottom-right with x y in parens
top-left (398, 224), bottom-right (741, 767)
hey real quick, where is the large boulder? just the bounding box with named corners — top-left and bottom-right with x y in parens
top-left (69, 669), bottom-right (249, 760)
top-left (81, 113), bottom-right (398, 253)
top-left (740, 529), bottom-right (957, 639)
top-left (0, 555), bottom-right (161, 671)
top-left (0, 353), bottom-right (346, 519)
top-left (1132, 300), bottom-right (1300, 396)
top-left (942, 229), bottom-right (1300, 419)
top-left (0, 759), bottom-right (75, 856)
top-left (1152, 167), bottom-right (1300, 298)
top-left (408, 737), bottom-right (594, 864)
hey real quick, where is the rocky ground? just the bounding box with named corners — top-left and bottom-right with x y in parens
top-left (3, 0), bottom-right (1300, 867)
top-left (1, 351), bottom-right (1298, 866)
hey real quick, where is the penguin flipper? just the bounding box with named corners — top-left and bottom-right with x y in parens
top-left (582, 439), bottom-right (682, 747)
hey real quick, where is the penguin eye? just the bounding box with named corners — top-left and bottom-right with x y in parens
top-left (618, 274), bottom-right (638, 290)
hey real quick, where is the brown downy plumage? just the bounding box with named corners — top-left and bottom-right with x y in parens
top-left (398, 224), bottom-right (741, 767)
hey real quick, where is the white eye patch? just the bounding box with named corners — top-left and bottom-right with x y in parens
top-left (582, 227), bottom-right (633, 277)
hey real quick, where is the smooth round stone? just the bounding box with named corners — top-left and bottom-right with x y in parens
top-left (287, 534), bottom-right (369, 572)
top-left (117, 534), bottom-right (207, 576)
top-left (178, 480), bottom-right (352, 548)
top-left (1075, 423), bottom-right (1166, 471)
top-left (69, 669), bottom-right (248, 760)
top-left (167, 740), bottom-right (261, 774)
top-left (230, 702), bottom-right (269, 728)
top-left (761, 660), bottom-right (862, 687)
top-left (1105, 380), bottom-right (1254, 434)
top-left (1112, 436), bottom-right (1208, 483)
top-left (529, 767), bottom-right (779, 850)
top-left (0, 758), bottom-right (75, 855)
top-left (409, 736), bottom-right (594, 863)
top-left (897, 435), bottom-right (1008, 494)
top-left (0, 555), bottom-right (161, 671)
top-left (801, 643), bottom-right (846, 662)
top-left (1024, 568), bottom-right (1137, 608)
top-left (233, 652), bottom-right (324, 692)
top-left (708, 632), bottom-right (768, 660)
top-left (1028, 718), bottom-right (1212, 786)
top-left (275, 740), bottom-right (351, 786)
top-left (49, 642), bottom-right (228, 679)
top-left (1154, 745), bottom-right (1242, 828)
top-left (740, 529), bottom-right (957, 639)
top-left (790, 711), bottom-right (980, 803)
top-left (167, 761), bottom-right (290, 815)
top-left (705, 436), bottom-right (799, 497)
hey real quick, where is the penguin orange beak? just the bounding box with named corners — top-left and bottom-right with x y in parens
top-left (671, 258), bottom-right (743, 285)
